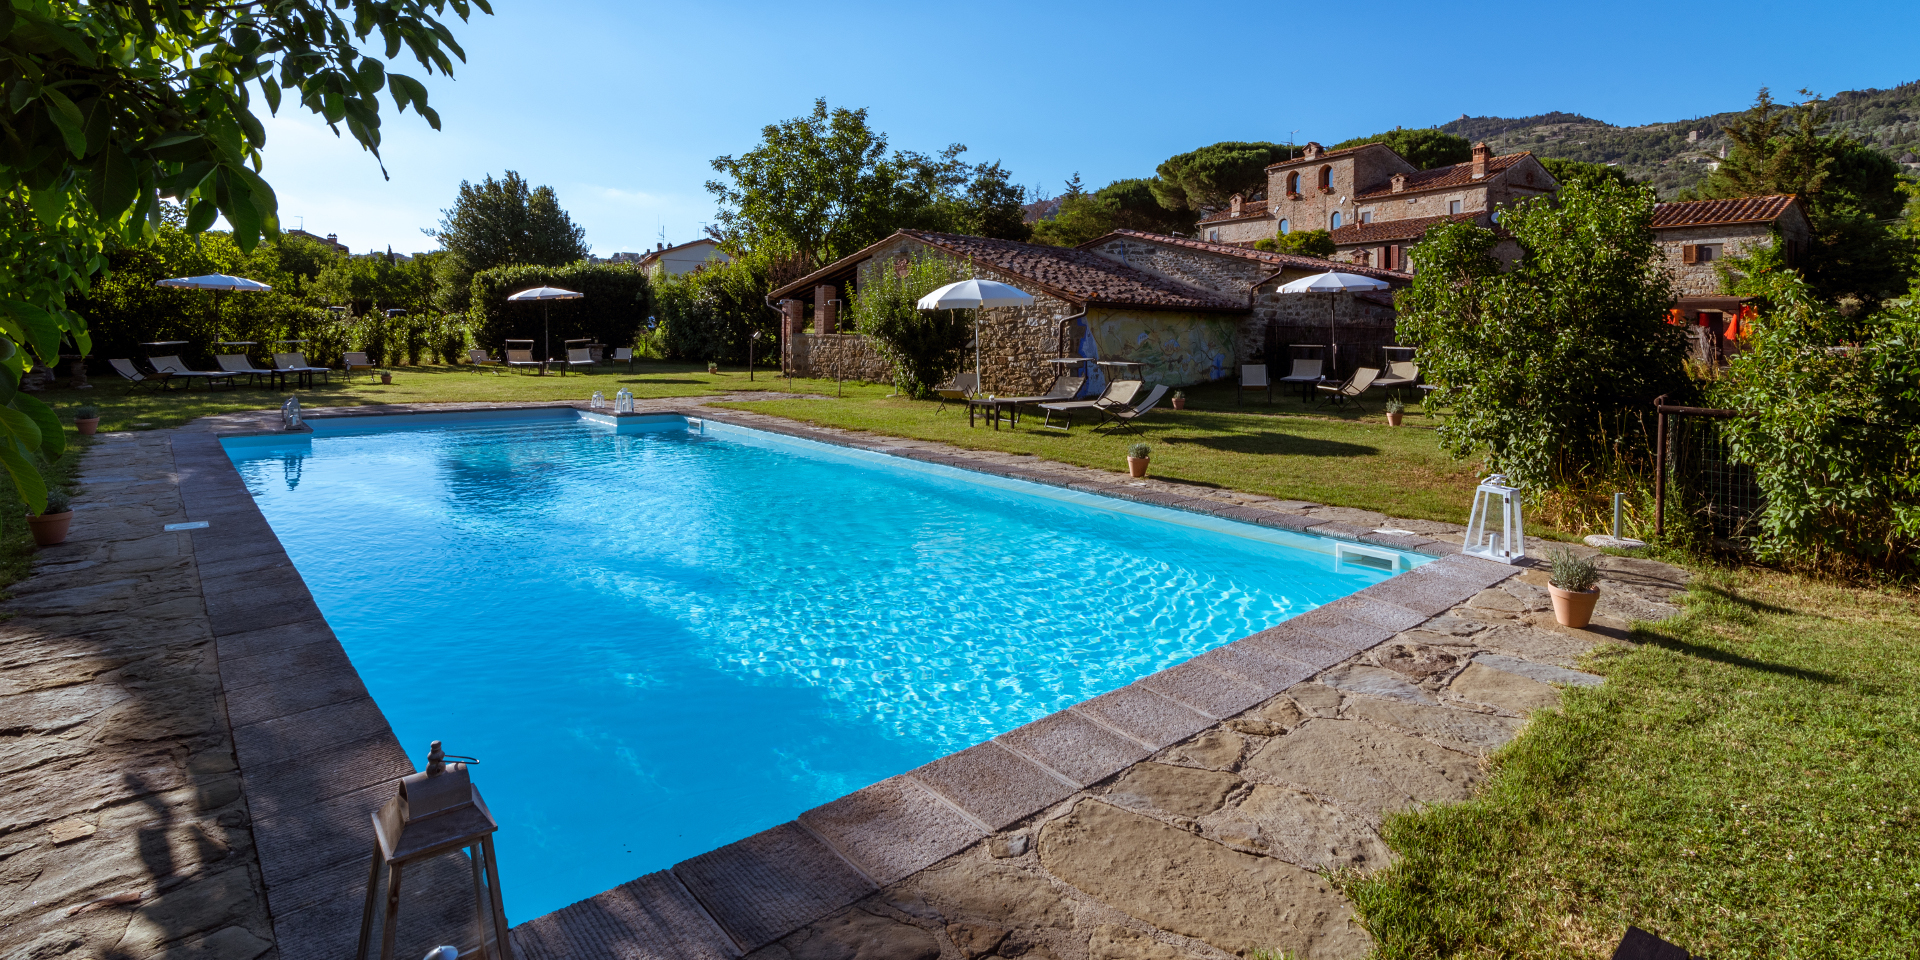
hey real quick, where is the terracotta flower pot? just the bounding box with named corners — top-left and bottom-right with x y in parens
top-left (1386, 411), bottom-right (1403, 427)
top-left (27, 510), bottom-right (71, 546)
top-left (1549, 585), bottom-right (1600, 628)
top-left (75, 417), bottom-right (99, 436)
top-left (1171, 398), bottom-right (1187, 410)
top-left (1127, 456), bottom-right (1149, 478)
top-left (380, 372), bottom-right (393, 385)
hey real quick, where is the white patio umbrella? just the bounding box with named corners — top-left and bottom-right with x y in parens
top-left (156, 274), bottom-right (274, 338)
top-left (507, 286), bottom-right (584, 375)
top-left (916, 278), bottom-right (1035, 393)
top-left (1275, 271), bottom-right (1390, 374)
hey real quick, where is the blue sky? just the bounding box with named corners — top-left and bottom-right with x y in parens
top-left (263, 0), bottom-right (1920, 257)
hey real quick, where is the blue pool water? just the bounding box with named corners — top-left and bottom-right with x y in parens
top-left (223, 410), bottom-right (1420, 920)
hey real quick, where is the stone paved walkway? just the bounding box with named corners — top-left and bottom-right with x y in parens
top-left (0, 400), bottom-right (1689, 960)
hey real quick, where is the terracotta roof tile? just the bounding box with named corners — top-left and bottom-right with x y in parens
top-left (1353, 152), bottom-right (1532, 200)
top-left (1081, 229), bottom-right (1410, 283)
top-left (1198, 199), bottom-right (1269, 224)
top-left (1329, 213), bottom-right (1478, 245)
top-left (1650, 195), bottom-right (1799, 229)
top-left (901, 230), bottom-right (1245, 312)
top-left (1263, 143), bottom-right (1381, 171)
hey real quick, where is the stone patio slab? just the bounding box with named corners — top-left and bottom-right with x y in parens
top-left (1321, 595), bottom-right (1428, 633)
top-left (798, 776), bottom-right (986, 884)
top-left (1239, 625), bottom-right (1355, 670)
top-left (232, 696), bottom-right (393, 767)
top-left (512, 871), bottom-right (736, 960)
top-left (222, 652), bottom-right (371, 727)
top-left (995, 710), bottom-right (1152, 787)
top-left (214, 617), bottom-right (340, 661)
top-left (1136, 659), bottom-right (1273, 720)
top-left (218, 631), bottom-right (359, 691)
top-left (672, 821), bottom-right (876, 951)
top-left (1474, 653), bottom-right (1604, 687)
top-left (1190, 641), bottom-right (1318, 694)
top-left (1283, 611), bottom-right (1394, 652)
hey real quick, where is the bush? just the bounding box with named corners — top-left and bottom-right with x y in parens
top-left (469, 262), bottom-right (651, 357)
top-left (848, 253), bottom-right (967, 398)
top-left (1253, 229), bottom-right (1335, 258)
top-left (1712, 251), bottom-right (1920, 573)
top-left (1395, 178), bottom-right (1686, 494)
top-left (653, 254), bottom-right (780, 365)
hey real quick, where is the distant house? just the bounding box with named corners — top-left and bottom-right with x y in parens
top-left (1197, 140), bottom-right (1558, 271)
top-left (635, 239), bottom-right (730, 277)
top-left (764, 227), bottom-right (1407, 393)
top-left (1650, 194), bottom-right (1811, 363)
top-left (285, 228), bottom-right (349, 256)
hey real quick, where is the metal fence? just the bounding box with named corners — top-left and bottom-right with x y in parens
top-left (1654, 398), bottom-right (1765, 545)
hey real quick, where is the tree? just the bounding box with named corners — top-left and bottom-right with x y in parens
top-left (1029, 174), bottom-right (1112, 247)
top-left (1331, 129), bottom-right (1473, 171)
top-left (1253, 230), bottom-right (1335, 258)
top-left (849, 252), bottom-right (968, 397)
top-left (1698, 89), bottom-right (1914, 301)
top-left (705, 99), bottom-right (1028, 270)
top-left (1098, 179), bottom-right (1197, 236)
top-left (0, 0), bottom-right (486, 510)
top-left (429, 171), bottom-right (589, 313)
top-left (1152, 142), bottom-right (1294, 214)
top-left (1396, 178), bottom-right (1686, 492)
top-left (1538, 157), bottom-right (1638, 190)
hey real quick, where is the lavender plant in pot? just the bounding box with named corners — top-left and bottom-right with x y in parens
top-left (74, 405), bottom-right (99, 436)
top-left (1384, 397), bottom-right (1404, 427)
top-left (1127, 442), bottom-right (1150, 478)
top-left (28, 488), bottom-right (72, 547)
top-left (1547, 548), bottom-right (1601, 628)
top-left (1171, 390), bottom-right (1187, 410)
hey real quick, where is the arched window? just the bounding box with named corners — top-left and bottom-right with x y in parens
top-left (1330, 211), bottom-right (1342, 230)
top-left (1318, 165), bottom-right (1333, 191)
top-left (1286, 172), bottom-right (1300, 195)
top-left (1278, 219), bottom-right (1290, 235)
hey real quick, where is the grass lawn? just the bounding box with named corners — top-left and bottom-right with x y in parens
top-left (1347, 567), bottom-right (1920, 958)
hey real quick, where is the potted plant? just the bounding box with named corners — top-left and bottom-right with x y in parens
top-left (1385, 397), bottom-right (1405, 427)
top-left (379, 371), bottom-right (393, 385)
top-left (28, 488), bottom-right (72, 546)
top-left (1127, 442), bottom-right (1151, 478)
top-left (73, 405), bottom-right (99, 436)
top-left (707, 361), bottom-right (720, 375)
top-left (1171, 390), bottom-right (1187, 411)
top-left (1546, 548), bottom-right (1601, 628)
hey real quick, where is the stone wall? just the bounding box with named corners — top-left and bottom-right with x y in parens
top-left (1081, 237), bottom-right (1271, 300)
top-left (793, 333), bottom-right (892, 382)
top-left (1655, 223), bottom-right (1779, 297)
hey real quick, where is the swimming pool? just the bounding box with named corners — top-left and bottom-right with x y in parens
top-left (223, 409), bottom-right (1425, 919)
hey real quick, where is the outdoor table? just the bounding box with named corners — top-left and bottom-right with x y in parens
top-left (967, 397), bottom-right (1018, 430)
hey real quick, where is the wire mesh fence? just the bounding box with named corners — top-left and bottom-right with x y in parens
top-left (1656, 399), bottom-right (1765, 548)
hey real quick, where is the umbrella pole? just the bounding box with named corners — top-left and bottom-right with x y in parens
top-left (542, 303), bottom-right (550, 375)
top-left (974, 308), bottom-right (981, 397)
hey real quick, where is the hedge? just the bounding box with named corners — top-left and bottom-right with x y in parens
top-left (468, 262), bottom-right (652, 358)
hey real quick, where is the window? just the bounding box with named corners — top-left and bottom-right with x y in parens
top-left (1318, 166), bottom-right (1333, 191)
top-left (1359, 210), bottom-right (1373, 224)
top-left (1448, 200), bottom-right (1462, 215)
top-left (1330, 211), bottom-right (1342, 230)
top-left (1278, 219), bottom-right (1290, 235)
top-left (1286, 172), bottom-right (1301, 195)
top-left (1207, 229), bottom-right (1219, 242)
top-left (1683, 243), bottom-right (1720, 264)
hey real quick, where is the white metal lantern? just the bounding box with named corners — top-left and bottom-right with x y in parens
top-left (614, 387), bottom-right (634, 413)
top-left (1463, 474), bottom-right (1526, 564)
top-left (590, 390), bottom-right (606, 409)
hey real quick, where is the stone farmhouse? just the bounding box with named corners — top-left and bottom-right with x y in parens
top-left (1650, 194), bottom-right (1810, 363)
top-left (766, 229), bottom-right (1407, 394)
top-left (1198, 140), bottom-right (1560, 271)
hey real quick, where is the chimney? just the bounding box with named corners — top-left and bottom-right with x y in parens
top-left (1229, 194), bottom-right (1242, 217)
top-left (1470, 142), bottom-right (1490, 179)
top-left (1390, 173), bottom-right (1407, 194)
top-left (1302, 142), bottom-right (1321, 160)
top-left (657, 242), bottom-right (664, 251)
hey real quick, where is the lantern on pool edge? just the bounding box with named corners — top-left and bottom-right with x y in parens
top-left (1463, 474), bottom-right (1526, 564)
top-left (357, 742), bottom-right (511, 960)
top-left (614, 387), bottom-right (634, 413)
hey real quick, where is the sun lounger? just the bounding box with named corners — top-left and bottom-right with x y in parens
top-left (110, 358), bottom-right (179, 392)
top-left (468, 348), bottom-right (504, 374)
top-left (1372, 359), bottom-right (1420, 391)
top-left (149, 356), bottom-right (238, 390)
top-left (216, 354), bottom-right (281, 387)
top-left (342, 351), bottom-right (376, 380)
top-left (273, 353), bottom-right (330, 386)
top-left (1316, 367), bottom-right (1380, 411)
top-left (1038, 379), bottom-right (1142, 430)
top-left (1092, 384), bottom-right (1171, 436)
top-left (999, 375), bottom-right (1085, 422)
top-left (504, 346), bottom-right (544, 373)
top-left (1239, 364), bottom-right (1271, 404)
top-left (557, 347), bottom-right (594, 375)
top-left (935, 371), bottom-right (978, 411)
top-left (1277, 358), bottom-right (1325, 400)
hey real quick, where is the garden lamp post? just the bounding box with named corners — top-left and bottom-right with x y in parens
top-left (356, 741), bottom-right (511, 960)
top-left (749, 330), bottom-right (761, 381)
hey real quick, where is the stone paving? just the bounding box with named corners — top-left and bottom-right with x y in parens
top-left (0, 399), bottom-right (1690, 960)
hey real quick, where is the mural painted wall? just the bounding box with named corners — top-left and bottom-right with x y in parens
top-left (1085, 309), bottom-right (1238, 388)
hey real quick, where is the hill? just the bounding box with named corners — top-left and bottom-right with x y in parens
top-left (1436, 81), bottom-right (1920, 197)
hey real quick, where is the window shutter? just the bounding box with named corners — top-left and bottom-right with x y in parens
top-left (1389, 245), bottom-right (1402, 270)
top-left (1682, 244), bottom-right (1698, 264)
